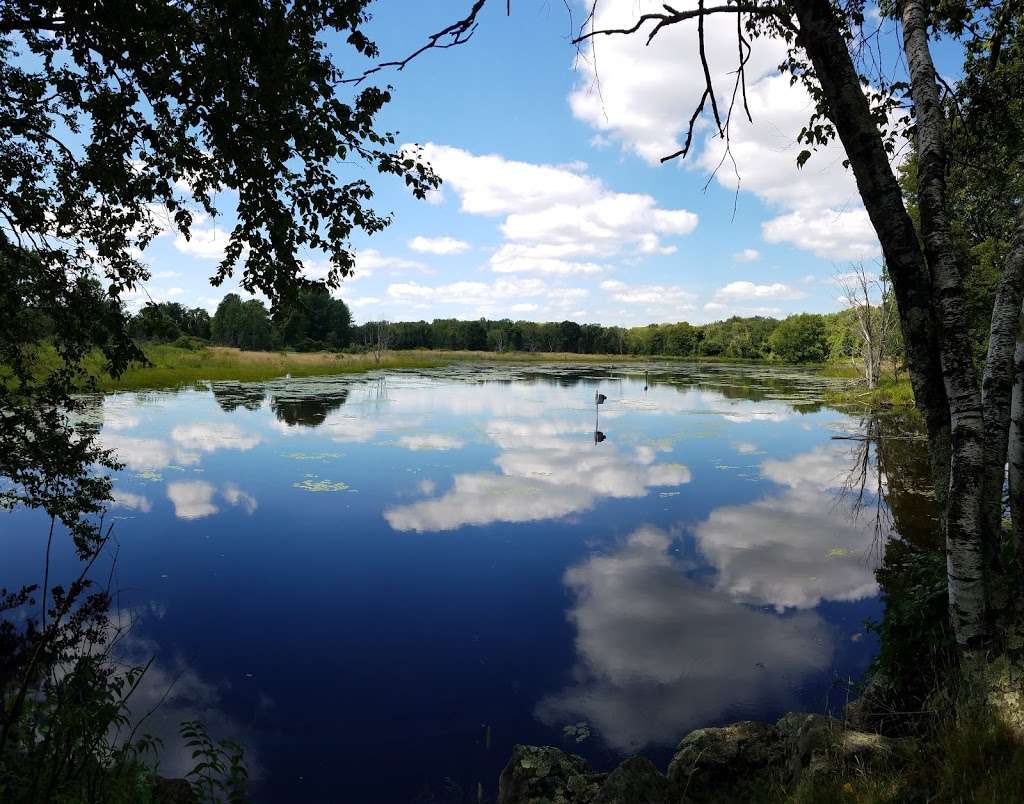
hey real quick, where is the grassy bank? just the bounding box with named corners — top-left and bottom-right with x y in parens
top-left (91, 345), bottom-right (449, 390)
top-left (820, 365), bottom-right (916, 408)
top-left (91, 346), bottom-right (754, 390)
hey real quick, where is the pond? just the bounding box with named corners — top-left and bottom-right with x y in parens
top-left (1, 363), bottom-right (936, 803)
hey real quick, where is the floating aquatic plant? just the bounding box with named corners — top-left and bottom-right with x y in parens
top-left (292, 476), bottom-right (350, 492)
top-left (281, 451), bottom-right (344, 461)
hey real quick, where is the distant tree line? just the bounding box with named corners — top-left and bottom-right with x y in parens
top-left (130, 293), bottom-right (899, 367)
top-left (349, 310), bottom-right (898, 365)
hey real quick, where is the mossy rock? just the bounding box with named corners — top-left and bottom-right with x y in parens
top-left (667, 721), bottom-right (784, 801)
top-left (497, 745), bottom-right (604, 804)
top-left (593, 756), bottom-right (677, 804)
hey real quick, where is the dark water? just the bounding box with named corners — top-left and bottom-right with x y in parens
top-left (1, 363), bottom-right (934, 802)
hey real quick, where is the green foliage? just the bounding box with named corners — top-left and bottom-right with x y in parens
top-left (171, 335), bottom-right (209, 352)
top-left (346, 313), bottom-right (844, 363)
top-left (210, 294), bottom-right (272, 351)
top-left (181, 721), bottom-right (248, 804)
top-left (131, 303), bottom-right (211, 343)
top-left (869, 538), bottom-right (956, 723)
top-left (211, 290), bottom-right (351, 352)
top-left (1, 568), bottom-right (155, 804)
top-left (272, 287), bottom-right (351, 351)
top-left (768, 314), bottom-right (829, 364)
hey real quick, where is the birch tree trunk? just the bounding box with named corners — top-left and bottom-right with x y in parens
top-left (982, 208), bottom-right (1024, 551)
top-left (789, 0), bottom-right (952, 514)
top-left (1010, 304), bottom-right (1024, 549)
top-left (901, 0), bottom-right (988, 648)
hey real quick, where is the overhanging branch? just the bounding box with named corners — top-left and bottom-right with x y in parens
top-left (342, 0), bottom-right (490, 85)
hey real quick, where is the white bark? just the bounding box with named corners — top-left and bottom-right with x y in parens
top-left (902, 0), bottom-right (988, 647)
top-left (982, 208), bottom-right (1024, 546)
top-left (1010, 305), bottom-right (1024, 544)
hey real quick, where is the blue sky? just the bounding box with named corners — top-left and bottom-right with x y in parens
top-left (132, 1), bottom-right (966, 327)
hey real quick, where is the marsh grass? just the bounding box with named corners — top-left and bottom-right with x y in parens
top-left (92, 345), bottom-right (448, 390)
top-left (12, 341), bottom-right (910, 394)
top-left (89, 346), bottom-right (709, 390)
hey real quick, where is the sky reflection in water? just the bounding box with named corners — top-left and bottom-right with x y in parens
top-left (2, 364), bottom-right (906, 803)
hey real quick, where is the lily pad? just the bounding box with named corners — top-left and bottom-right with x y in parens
top-left (293, 478), bottom-right (350, 492)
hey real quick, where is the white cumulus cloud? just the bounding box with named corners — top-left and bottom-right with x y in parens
top-left (714, 281), bottom-right (806, 301)
top-left (568, 0), bottom-right (882, 260)
top-left (411, 143), bottom-right (698, 273)
top-left (408, 235), bottom-right (471, 255)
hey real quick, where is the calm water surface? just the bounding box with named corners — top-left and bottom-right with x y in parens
top-left (3, 363), bottom-right (932, 802)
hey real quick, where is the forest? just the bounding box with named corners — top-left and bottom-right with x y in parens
top-left (132, 295), bottom-right (891, 366)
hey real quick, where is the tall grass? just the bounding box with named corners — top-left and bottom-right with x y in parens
top-left (93, 345), bottom-right (448, 390)
top-left (93, 346), bottom-right (731, 390)
top-left (822, 373), bottom-right (916, 408)
top-left (16, 342), bottom-right (888, 392)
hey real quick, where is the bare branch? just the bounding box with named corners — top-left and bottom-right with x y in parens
top-left (572, 4), bottom-right (791, 45)
top-left (698, 0), bottom-right (725, 138)
top-left (342, 0), bottom-right (490, 86)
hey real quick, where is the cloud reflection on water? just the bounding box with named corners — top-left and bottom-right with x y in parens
top-left (384, 419), bottom-right (691, 532)
top-left (537, 526), bottom-right (831, 751)
top-left (694, 444), bottom-right (880, 611)
top-left (166, 481), bottom-right (259, 520)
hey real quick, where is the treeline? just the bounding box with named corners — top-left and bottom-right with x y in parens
top-left (351, 309), bottom-right (897, 365)
top-left (130, 294), bottom-right (896, 366)
top-left (130, 288), bottom-right (352, 352)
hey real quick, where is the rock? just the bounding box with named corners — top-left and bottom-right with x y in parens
top-left (593, 756), bottom-right (676, 804)
top-left (152, 777), bottom-right (197, 804)
top-left (776, 712), bottom-right (916, 780)
top-left (970, 653), bottom-right (1024, 737)
top-left (843, 672), bottom-right (899, 733)
top-left (666, 721), bottom-right (783, 800)
top-left (497, 744), bottom-right (603, 804)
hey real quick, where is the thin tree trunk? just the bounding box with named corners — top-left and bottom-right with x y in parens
top-left (901, 0), bottom-right (988, 648)
top-left (1010, 303), bottom-right (1024, 550)
top-left (982, 208), bottom-right (1024, 550)
top-left (789, 0), bottom-right (951, 512)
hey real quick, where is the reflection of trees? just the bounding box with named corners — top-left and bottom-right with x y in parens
top-left (839, 412), bottom-right (948, 728)
top-left (627, 365), bottom-right (834, 408)
top-left (873, 414), bottom-right (940, 549)
top-left (211, 382), bottom-right (267, 413)
top-left (519, 368), bottom-right (619, 388)
top-left (270, 389), bottom-right (349, 428)
top-left (841, 412), bottom-right (940, 552)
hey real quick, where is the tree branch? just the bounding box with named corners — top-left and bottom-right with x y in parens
top-left (342, 0), bottom-right (489, 85)
top-left (572, 3), bottom-right (792, 45)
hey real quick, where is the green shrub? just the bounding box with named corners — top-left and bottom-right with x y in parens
top-left (171, 335), bottom-right (209, 351)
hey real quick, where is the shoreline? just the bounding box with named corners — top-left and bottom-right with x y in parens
top-left (89, 344), bottom-right (919, 397)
